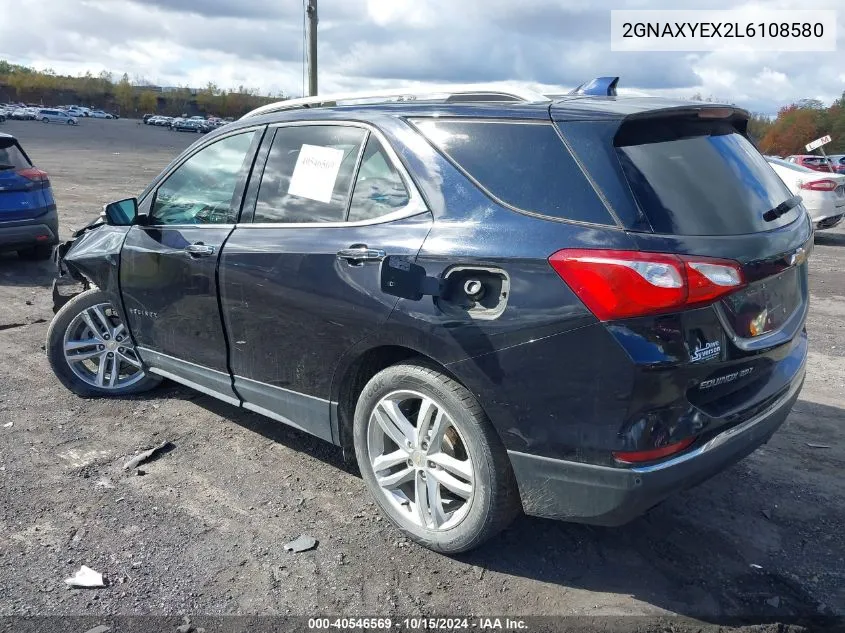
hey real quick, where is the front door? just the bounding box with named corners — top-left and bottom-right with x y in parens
top-left (219, 124), bottom-right (431, 441)
top-left (120, 128), bottom-right (263, 402)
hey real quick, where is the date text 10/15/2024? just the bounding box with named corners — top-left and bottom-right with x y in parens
top-left (307, 617), bottom-right (529, 630)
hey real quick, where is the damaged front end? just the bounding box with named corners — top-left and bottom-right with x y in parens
top-left (52, 215), bottom-right (131, 314)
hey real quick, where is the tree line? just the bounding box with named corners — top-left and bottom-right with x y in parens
top-left (758, 96), bottom-right (845, 157)
top-left (0, 60), bottom-right (282, 118)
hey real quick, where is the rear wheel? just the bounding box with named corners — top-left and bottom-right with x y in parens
top-left (47, 289), bottom-right (161, 397)
top-left (18, 244), bottom-right (53, 260)
top-left (353, 362), bottom-right (519, 553)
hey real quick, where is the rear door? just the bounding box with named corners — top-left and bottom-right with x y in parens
top-left (218, 123), bottom-right (431, 441)
top-left (120, 128), bottom-right (263, 402)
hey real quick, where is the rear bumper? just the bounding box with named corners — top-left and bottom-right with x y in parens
top-left (508, 364), bottom-right (805, 526)
top-left (805, 200), bottom-right (845, 223)
top-left (0, 206), bottom-right (59, 251)
top-left (816, 214), bottom-right (843, 230)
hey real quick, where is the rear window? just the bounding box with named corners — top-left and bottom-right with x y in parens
top-left (616, 119), bottom-right (799, 235)
top-left (0, 139), bottom-right (31, 170)
top-left (412, 119), bottom-right (616, 225)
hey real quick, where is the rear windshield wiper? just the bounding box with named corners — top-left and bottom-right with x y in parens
top-left (0, 163), bottom-right (16, 170)
top-left (763, 195), bottom-right (801, 222)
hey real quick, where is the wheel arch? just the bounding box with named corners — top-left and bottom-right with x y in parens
top-left (331, 343), bottom-right (478, 464)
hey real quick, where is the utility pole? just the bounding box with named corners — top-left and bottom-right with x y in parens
top-left (307, 0), bottom-right (318, 96)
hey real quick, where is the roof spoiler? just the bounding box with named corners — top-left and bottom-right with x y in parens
top-left (569, 77), bottom-right (619, 97)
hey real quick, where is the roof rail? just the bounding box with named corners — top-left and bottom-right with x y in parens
top-left (240, 84), bottom-right (551, 119)
top-left (569, 76), bottom-right (619, 97)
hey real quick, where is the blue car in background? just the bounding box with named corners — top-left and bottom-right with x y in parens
top-left (0, 132), bottom-right (58, 259)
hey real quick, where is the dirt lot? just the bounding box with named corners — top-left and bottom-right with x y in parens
top-left (0, 118), bottom-right (843, 631)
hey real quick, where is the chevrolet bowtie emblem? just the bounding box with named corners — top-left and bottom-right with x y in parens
top-left (788, 246), bottom-right (808, 267)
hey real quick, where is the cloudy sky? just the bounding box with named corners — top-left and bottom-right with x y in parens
top-left (0, 0), bottom-right (842, 114)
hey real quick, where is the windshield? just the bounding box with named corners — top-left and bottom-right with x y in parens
top-left (616, 119), bottom-right (799, 235)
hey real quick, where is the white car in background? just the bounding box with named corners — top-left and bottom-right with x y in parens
top-left (89, 110), bottom-right (115, 119)
top-left (37, 108), bottom-right (79, 125)
top-left (767, 157), bottom-right (845, 230)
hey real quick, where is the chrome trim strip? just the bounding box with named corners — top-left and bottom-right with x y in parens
top-left (139, 223), bottom-right (236, 230)
top-left (242, 207), bottom-right (428, 229)
top-left (147, 121), bottom-right (431, 229)
top-left (631, 366), bottom-right (805, 474)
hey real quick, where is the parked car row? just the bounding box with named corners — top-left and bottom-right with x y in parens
top-left (143, 113), bottom-right (229, 133)
top-left (0, 103), bottom-right (119, 124)
top-left (785, 154), bottom-right (845, 174)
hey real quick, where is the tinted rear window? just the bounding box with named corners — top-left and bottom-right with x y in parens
top-left (0, 139), bottom-right (30, 169)
top-left (413, 119), bottom-right (616, 225)
top-left (616, 119), bottom-right (798, 235)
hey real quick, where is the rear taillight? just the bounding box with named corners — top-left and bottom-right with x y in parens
top-left (548, 249), bottom-right (745, 321)
top-left (612, 437), bottom-right (695, 464)
top-left (15, 167), bottom-right (49, 189)
top-left (800, 179), bottom-right (837, 191)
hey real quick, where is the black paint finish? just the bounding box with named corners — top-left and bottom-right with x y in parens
top-left (120, 225), bottom-right (234, 373)
top-left (53, 94), bottom-right (812, 526)
top-left (219, 214), bottom-right (432, 400)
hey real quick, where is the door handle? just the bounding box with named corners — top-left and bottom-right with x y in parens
top-left (184, 243), bottom-right (216, 257)
top-left (337, 245), bottom-right (386, 265)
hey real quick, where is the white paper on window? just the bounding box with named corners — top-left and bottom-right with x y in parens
top-left (287, 144), bottom-right (345, 204)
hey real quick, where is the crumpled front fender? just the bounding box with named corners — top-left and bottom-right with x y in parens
top-left (52, 223), bottom-right (131, 314)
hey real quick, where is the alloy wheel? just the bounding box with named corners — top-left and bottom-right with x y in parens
top-left (62, 302), bottom-right (145, 390)
top-left (367, 390), bottom-right (475, 530)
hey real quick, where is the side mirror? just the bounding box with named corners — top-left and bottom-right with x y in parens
top-left (103, 198), bottom-right (138, 226)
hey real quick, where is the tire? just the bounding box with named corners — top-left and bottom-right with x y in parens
top-left (353, 361), bottom-right (519, 553)
top-left (47, 289), bottom-right (161, 397)
top-left (67, 119), bottom-right (75, 125)
top-left (18, 244), bottom-right (54, 260)
top-left (42, 117), bottom-right (49, 123)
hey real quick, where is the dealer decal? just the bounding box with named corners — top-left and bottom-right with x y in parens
top-left (690, 340), bottom-right (720, 362)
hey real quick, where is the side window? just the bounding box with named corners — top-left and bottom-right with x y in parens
top-left (152, 131), bottom-right (257, 225)
top-left (413, 119), bottom-right (615, 225)
top-left (347, 136), bottom-right (410, 222)
top-left (253, 125), bottom-right (366, 224)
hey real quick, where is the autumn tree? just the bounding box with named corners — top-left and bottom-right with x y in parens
top-left (196, 81), bottom-right (220, 115)
top-left (747, 113), bottom-right (774, 145)
top-left (114, 73), bottom-right (135, 114)
top-left (138, 90), bottom-right (158, 113)
top-left (759, 105), bottom-right (822, 156)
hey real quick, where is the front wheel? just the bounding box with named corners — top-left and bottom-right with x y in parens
top-left (42, 117), bottom-right (49, 123)
top-left (353, 362), bottom-right (519, 553)
top-left (67, 119), bottom-right (75, 125)
top-left (47, 289), bottom-right (161, 397)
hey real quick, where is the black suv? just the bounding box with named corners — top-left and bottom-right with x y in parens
top-left (47, 79), bottom-right (810, 553)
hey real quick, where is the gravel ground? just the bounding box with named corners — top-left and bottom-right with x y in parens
top-left (0, 118), bottom-right (843, 632)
